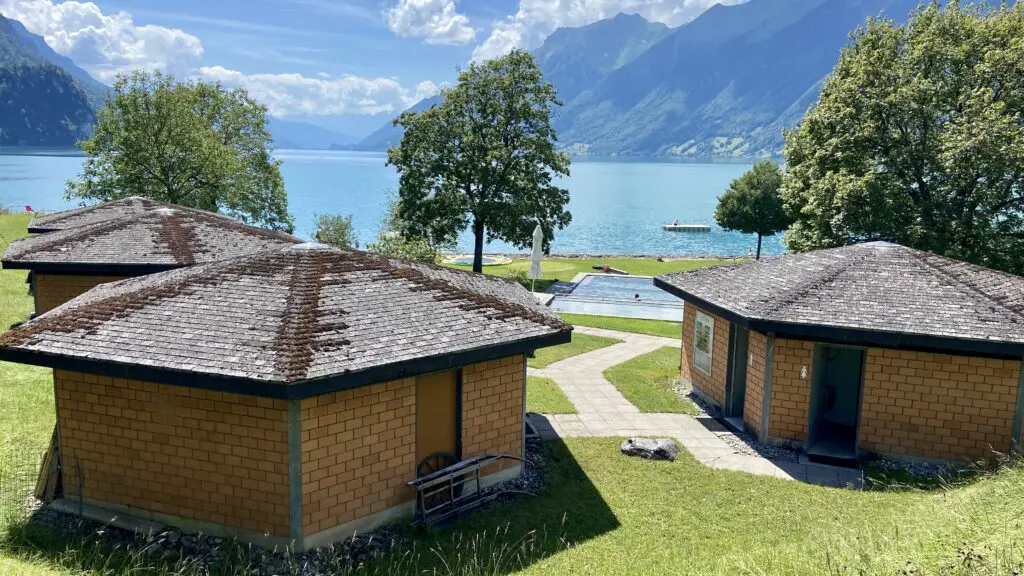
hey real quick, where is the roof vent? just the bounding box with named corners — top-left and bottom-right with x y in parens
top-left (289, 242), bottom-right (332, 251)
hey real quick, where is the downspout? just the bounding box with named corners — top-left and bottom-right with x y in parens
top-left (760, 333), bottom-right (775, 442)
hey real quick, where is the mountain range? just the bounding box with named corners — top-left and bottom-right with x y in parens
top-left (0, 14), bottom-right (98, 146)
top-left (2, 0), bottom-right (921, 156)
top-left (353, 0), bottom-right (920, 158)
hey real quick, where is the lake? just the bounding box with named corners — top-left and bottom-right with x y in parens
top-left (0, 148), bottom-right (783, 257)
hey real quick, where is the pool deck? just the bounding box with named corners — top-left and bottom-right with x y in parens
top-left (547, 272), bottom-right (684, 322)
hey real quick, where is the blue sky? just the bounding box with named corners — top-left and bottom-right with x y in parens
top-left (0, 0), bottom-right (732, 136)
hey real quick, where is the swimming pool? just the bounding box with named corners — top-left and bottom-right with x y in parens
top-left (550, 274), bottom-right (684, 321)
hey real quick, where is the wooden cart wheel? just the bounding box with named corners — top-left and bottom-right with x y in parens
top-left (417, 451), bottom-right (457, 478)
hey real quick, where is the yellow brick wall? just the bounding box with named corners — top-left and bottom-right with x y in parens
top-left (34, 274), bottom-right (127, 314)
top-left (300, 355), bottom-right (525, 536)
top-left (300, 378), bottom-right (417, 536)
top-left (859, 350), bottom-right (1022, 460)
top-left (767, 339), bottom-right (815, 441)
top-left (55, 370), bottom-right (290, 536)
top-left (680, 301), bottom-right (730, 406)
top-left (461, 355), bottom-right (524, 471)
top-left (743, 331), bottom-right (767, 433)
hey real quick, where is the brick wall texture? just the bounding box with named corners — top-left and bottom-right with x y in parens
top-left (55, 370), bottom-right (290, 536)
top-left (56, 355), bottom-right (528, 540)
top-left (34, 274), bottom-right (127, 314)
top-left (461, 355), bottom-right (525, 472)
top-left (859, 349), bottom-right (1022, 460)
top-left (299, 355), bottom-right (524, 537)
top-left (743, 331), bottom-right (768, 433)
top-left (680, 302), bottom-right (730, 406)
top-left (766, 339), bottom-right (815, 441)
top-left (300, 378), bottom-right (417, 536)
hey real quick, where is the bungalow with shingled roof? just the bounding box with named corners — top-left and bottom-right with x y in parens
top-left (5, 199), bottom-right (300, 315)
top-left (655, 241), bottom-right (1024, 464)
top-left (0, 243), bottom-right (571, 550)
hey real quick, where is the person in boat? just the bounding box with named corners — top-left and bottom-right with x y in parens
top-left (672, 219), bottom-right (680, 226)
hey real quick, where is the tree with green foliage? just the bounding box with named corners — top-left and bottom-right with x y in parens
top-left (387, 49), bottom-right (571, 273)
top-left (66, 70), bottom-right (293, 232)
top-left (714, 161), bottom-right (791, 259)
top-left (313, 213), bottom-right (357, 248)
top-left (365, 192), bottom-right (441, 264)
top-left (782, 2), bottom-right (1024, 273)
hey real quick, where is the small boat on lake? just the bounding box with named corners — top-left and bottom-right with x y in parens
top-left (662, 223), bottom-right (711, 232)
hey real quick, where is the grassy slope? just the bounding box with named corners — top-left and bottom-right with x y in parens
top-left (603, 346), bottom-right (696, 414)
top-left (528, 333), bottom-right (620, 369)
top-left (559, 313), bottom-right (682, 339)
top-left (0, 215), bottom-right (60, 576)
top-left (434, 439), bottom-right (1024, 575)
top-left (526, 376), bottom-right (575, 414)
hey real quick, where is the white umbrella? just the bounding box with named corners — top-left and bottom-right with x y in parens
top-left (529, 223), bottom-right (543, 292)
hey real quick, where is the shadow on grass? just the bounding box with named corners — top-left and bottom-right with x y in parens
top-left (0, 439), bottom-right (616, 575)
top-left (393, 437), bottom-right (619, 574)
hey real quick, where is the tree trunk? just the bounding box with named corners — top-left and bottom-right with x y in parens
top-left (756, 234), bottom-right (763, 260)
top-left (473, 217), bottom-right (485, 274)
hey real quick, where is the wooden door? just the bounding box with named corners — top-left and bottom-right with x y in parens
top-left (416, 370), bottom-right (459, 466)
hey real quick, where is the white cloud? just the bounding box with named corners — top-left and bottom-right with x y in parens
top-left (471, 0), bottom-right (740, 61)
top-left (197, 66), bottom-right (440, 116)
top-left (0, 0), bottom-right (203, 80)
top-left (386, 0), bottom-right (476, 45)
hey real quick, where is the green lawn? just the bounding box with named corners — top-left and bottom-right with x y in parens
top-left (603, 346), bottom-right (696, 414)
top-left (559, 313), bottom-right (682, 339)
top-left (528, 333), bottom-right (620, 369)
top-left (449, 257), bottom-right (735, 292)
top-left (526, 376), bottom-right (575, 414)
top-left (4, 214), bottom-right (1024, 575)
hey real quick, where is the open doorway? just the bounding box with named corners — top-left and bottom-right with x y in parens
top-left (807, 345), bottom-right (865, 463)
top-left (723, 325), bottom-right (749, 432)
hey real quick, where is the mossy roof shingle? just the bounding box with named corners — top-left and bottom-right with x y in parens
top-left (0, 244), bottom-right (571, 396)
top-left (28, 197), bottom-right (163, 233)
top-left (6, 205), bottom-right (300, 272)
top-left (656, 242), bottom-right (1024, 351)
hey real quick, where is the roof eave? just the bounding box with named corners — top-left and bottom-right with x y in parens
top-left (653, 276), bottom-right (1024, 360)
top-left (0, 260), bottom-right (182, 276)
top-left (0, 329), bottom-right (573, 400)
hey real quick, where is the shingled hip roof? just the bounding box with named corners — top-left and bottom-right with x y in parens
top-left (5, 205), bottom-right (301, 274)
top-left (655, 242), bottom-right (1024, 357)
top-left (0, 244), bottom-right (572, 398)
top-left (27, 197), bottom-right (161, 233)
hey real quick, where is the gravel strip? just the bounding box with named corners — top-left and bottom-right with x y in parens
top-left (673, 379), bottom-right (801, 463)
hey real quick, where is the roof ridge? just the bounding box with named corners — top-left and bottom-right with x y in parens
top-left (908, 248), bottom-right (1024, 323)
top-left (272, 250), bottom-right (350, 381)
top-left (758, 247), bottom-right (869, 316)
top-left (33, 197), bottom-right (153, 227)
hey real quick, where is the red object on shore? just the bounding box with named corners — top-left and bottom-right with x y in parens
top-left (25, 205), bottom-right (32, 212)
top-left (603, 265), bottom-right (610, 272)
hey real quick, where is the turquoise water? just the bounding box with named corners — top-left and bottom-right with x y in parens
top-left (0, 148), bottom-right (783, 256)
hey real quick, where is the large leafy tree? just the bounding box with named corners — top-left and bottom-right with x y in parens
top-left (782, 2), bottom-right (1024, 273)
top-left (387, 49), bottom-right (571, 273)
top-left (714, 160), bottom-right (791, 259)
top-left (66, 70), bottom-right (293, 232)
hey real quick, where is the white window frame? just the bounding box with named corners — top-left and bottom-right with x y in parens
top-left (693, 312), bottom-right (714, 375)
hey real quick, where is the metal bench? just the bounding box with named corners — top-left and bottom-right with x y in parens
top-left (407, 453), bottom-right (526, 525)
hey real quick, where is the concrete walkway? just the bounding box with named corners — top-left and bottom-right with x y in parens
top-left (528, 326), bottom-right (863, 488)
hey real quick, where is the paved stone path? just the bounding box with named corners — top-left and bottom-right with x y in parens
top-left (528, 326), bottom-right (864, 488)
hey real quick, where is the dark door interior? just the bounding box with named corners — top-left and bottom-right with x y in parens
top-left (724, 325), bottom-right (749, 418)
top-left (808, 346), bottom-right (864, 461)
